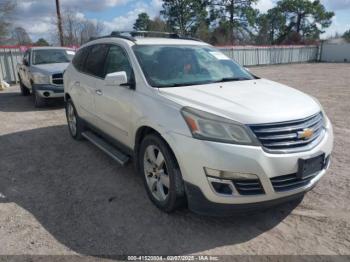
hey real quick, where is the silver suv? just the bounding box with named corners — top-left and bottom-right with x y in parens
top-left (17, 47), bottom-right (75, 107)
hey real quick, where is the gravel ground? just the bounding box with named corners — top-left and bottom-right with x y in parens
top-left (0, 63), bottom-right (349, 259)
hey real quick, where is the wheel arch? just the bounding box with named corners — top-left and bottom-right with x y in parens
top-left (134, 126), bottom-right (180, 169)
top-left (134, 126), bottom-right (161, 155)
top-left (65, 93), bottom-right (71, 102)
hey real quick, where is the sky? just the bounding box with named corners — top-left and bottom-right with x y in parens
top-left (11, 0), bottom-right (350, 42)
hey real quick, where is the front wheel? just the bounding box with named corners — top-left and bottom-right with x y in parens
top-left (65, 99), bottom-right (84, 140)
top-left (139, 134), bottom-right (186, 212)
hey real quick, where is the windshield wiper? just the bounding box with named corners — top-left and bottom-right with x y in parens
top-left (214, 77), bottom-right (251, 83)
top-left (170, 82), bottom-right (202, 87)
top-left (155, 78), bottom-right (251, 88)
top-left (35, 61), bottom-right (68, 65)
top-left (156, 81), bottom-right (211, 88)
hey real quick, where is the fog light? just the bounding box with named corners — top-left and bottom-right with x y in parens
top-left (204, 167), bottom-right (258, 180)
top-left (211, 181), bottom-right (233, 195)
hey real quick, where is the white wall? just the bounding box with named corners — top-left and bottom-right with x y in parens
top-left (321, 43), bottom-right (350, 63)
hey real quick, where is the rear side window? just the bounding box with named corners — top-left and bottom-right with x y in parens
top-left (72, 47), bottom-right (89, 71)
top-left (84, 44), bottom-right (109, 78)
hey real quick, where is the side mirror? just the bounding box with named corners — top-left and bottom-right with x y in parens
top-left (23, 58), bottom-right (29, 66)
top-left (105, 71), bottom-right (128, 86)
top-left (105, 71), bottom-right (135, 89)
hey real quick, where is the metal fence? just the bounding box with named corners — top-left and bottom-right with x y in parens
top-left (219, 45), bottom-right (319, 66)
top-left (320, 43), bottom-right (350, 63)
top-left (0, 47), bottom-right (23, 84)
top-left (0, 45), bottom-right (320, 84)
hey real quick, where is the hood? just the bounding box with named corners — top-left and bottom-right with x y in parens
top-left (159, 79), bottom-right (320, 124)
top-left (31, 63), bottom-right (70, 74)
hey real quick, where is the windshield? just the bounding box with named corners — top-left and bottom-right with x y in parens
top-left (32, 49), bottom-right (75, 65)
top-left (133, 45), bottom-right (255, 88)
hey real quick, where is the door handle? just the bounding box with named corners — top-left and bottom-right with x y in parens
top-left (74, 81), bottom-right (80, 87)
top-left (95, 89), bottom-right (103, 96)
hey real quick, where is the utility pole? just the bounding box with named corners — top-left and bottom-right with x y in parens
top-left (55, 0), bottom-right (64, 46)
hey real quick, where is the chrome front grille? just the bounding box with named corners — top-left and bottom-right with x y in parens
top-left (249, 113), bottom-right (325, 153)
top-left (271, 155), bottom-right (330, 192)
top-left (51, 73), bottom-right (63, 85)
top-left (270, 173), bottom-right (317, 192)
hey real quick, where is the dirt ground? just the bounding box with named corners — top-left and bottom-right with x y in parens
top-left (0, 63), bottom-right (349, 259)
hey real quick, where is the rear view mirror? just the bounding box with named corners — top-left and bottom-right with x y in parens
top-left (105, 71), bottom-right (128, 86)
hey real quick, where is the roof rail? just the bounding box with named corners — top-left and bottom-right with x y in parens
top-left (89, 33), bottom-right (136, 42)
top-left (89, 31), bottom-right (202, 43)
top-left (109, 31), bottom-right (137, 41)
top-left (111, 31), bottom-right (202, 42)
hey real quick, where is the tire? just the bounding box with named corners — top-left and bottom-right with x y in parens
top-left (33, 90), bottom-right (46, 108)
top-left (65, 98), bottom-right (85, 140)
top-left (139, 134), bottom-right (186, 212)
top-left (19, 77), bottom-right (30, 96)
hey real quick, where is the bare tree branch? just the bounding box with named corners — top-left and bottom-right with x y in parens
top-left (0, 0), bottom-right (16, 43)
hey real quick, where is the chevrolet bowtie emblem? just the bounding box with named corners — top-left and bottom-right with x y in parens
top-left (297, 128), bottom-right (314, 140)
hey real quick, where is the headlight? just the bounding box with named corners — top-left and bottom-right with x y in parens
top-left (32, 73), bottom-right (50, 84)
top-left (310, 96), bottom-right (329, 127)
top-left (181, 107), bottom-right (259, 145)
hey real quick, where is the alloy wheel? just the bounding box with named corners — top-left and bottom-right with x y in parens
top-left (67, 103), bottom-right (77, 136)
top-left (143, 145), bottom-right (170, 202)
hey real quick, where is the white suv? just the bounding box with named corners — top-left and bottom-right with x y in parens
top-left (64, 32), bottom-right (333, 215)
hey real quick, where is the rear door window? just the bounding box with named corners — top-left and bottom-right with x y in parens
top-left (72, 47), bottom-right (89, 72)
top-left (84, 44), bottom-right (109, 78)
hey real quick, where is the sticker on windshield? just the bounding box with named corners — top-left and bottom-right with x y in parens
top-left (209, 51), bottom-right (230, 60)
top-left (66, 50), bottom-right (75, 55)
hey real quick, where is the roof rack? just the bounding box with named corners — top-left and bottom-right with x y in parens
top-left (89, 33), bottom-right (135, 42)
top-left (89, 31), bottom-right (202, 43)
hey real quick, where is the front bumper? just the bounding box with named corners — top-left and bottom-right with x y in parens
top-left (184, 182), bottom-right (307, 216)
top-left (163, 123), bottom-right (333, 214)
top-left (33, 84), bottom-right (64, 98)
